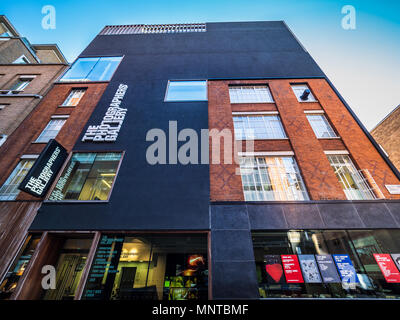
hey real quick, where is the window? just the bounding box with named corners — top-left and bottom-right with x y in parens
top-left (291, 84), bottom-right (317, 102)
top-left (327, 154), bottom-right (375, 200)
top-left (229, 85), bottom-right (274, 103)
top-left (59, 57), bottom-right (123, 82)
top-left (233, 115), bottom-right (287, 140)
top-left (8, 77), bottom-right (33, 92)
top-left (0, 234), bottom-right (41, 300)
top-left (61, 88), bottom-right (86, 107)
top-left (35, 117), bottom-right (67, 143)
top-left (306, 114), bottom-right (337, 138)
top-left (0, 159), bottom-right (35, 200)
top-left (13, 55), bottom-right (29, 64)
top-left (0, 134), bottom-right (7, 146)
top-left (0, 22), bottom-right (12, 37)
top-left (83, 234), bottom-right (208, 300)
top-left (239, 156), bottom-right (309, 201)
top-left (48, 152), bottom-right (123, 201)
top-left (165, 80), bottom-right (207, 101)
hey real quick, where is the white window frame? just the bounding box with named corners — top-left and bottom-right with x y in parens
top-left (0, 134), bottom-right (7, 146)
top-left (13, 55), bottom-right (29, 64)
top-left (0, 156), bottom-right (37, 200)
top-left (232, 113), bottom-right (287, 140)
top-left (291, 84), bottom-right (317, 102)
top-left (306, 113), bottom-right (338, 139)
top-left (34, 116), bottom-right (68, 143)
top-left (229, 85), bottom-right (274, 104)
top-left (6, 75), bottom-right (36, 94)
top-left (60, 88), bottom-right (86, 107)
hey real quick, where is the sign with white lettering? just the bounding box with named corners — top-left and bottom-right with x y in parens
top-left (82, 84), bottom-right (128, 142)
top-left (18, 139), bottom-right (68, 197)
top-left (385, 185), bottom-right (400, 194)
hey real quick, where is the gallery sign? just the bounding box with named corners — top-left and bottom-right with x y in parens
top-left (316, 254), bottom-right (341, 283)
top-left (18, 139), bottom-right (68, 198)
top-left (281, 255), bottom-right (304, 283)
top-left (298, 255), bottom-right (322, 283)
top-left (373, 254), bottom-right (400, 283)
top-left (333, 254), bottom-right (359, 284)
top-left (82, 83), bottom-right (128, 142)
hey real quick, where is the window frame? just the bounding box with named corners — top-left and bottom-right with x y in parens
top-left (164, 80), bottom-right (208, 102)
top-left (59, 88), bottom-right (87, 107)
top-left (33, 116), bottom-right (69, 143)
top-left (305, 111), bottom-right (338, 139)
top-left (13, 55), bottom-right (29, 64)
top-left (228, 84), bottom-right (275, 104)
top-left (232, 112), bottom-right (288, 140)
top-left (291, 83), bottom-right (317, 103)
top-left (58, 56), bottom-right (124, 83)
top-left (8, 76), bottom-right (35, 93)
top-left (45, 150), bottom-right (125, 203)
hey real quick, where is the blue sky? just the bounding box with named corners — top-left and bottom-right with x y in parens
top-left (2, 0), bottom-right (400, 129)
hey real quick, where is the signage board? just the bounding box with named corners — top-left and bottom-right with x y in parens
top-left (315, 254), bottom-right (341, 283)
top-left (264, 255), bottom-right (285, 284)
top-left (373, 254), bottom-right (400, 283)
top-left (333, 254), bottom-right (359, 284)
top-left (298, 254), bottom-right (322, 283)
top-left (281, 255), bottom-right (304, 283)
top-left (18, 139), bottom-right (68, 198)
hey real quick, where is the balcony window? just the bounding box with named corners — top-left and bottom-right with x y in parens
top-left (59, 57), bottom-right (122, 82)
top-left (165, 80), bottom-right (207, 101)
top-left (239, 156), bottom-right (309, 201)
top-left (291, 84), bottom-right (317, 102)
top-left (61, 88), bottom-right (86, 107)
top-left (48, 152), bottom-right (122, 201)
top-left (35, 117), bottom-right (67, 143)
top-left (306, 114), bottom-right (337, 138)
top-left (327, 154), bottom-right (376, 200)
top-left (229, 85), bottom-right (274, 103)
top-left (233, 115), bottom-right (287, 140)
top-left (0, 159), bottom-right (35, 200)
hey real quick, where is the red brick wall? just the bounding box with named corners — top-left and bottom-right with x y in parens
top-left (0, 82), bottom-right (108, 200)
top-left (209, 79), bottom-right (400, 201)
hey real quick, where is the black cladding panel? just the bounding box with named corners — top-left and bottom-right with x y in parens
top-left (30, 21), bottom-right (324, 231)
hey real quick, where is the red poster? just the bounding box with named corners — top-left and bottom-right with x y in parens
top-left (281, 255), bottom-right (304, 283)
top-left (373, 254), bottom-right (400, 283)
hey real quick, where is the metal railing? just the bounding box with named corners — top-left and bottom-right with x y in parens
top-left (100, 23), bottom-right (207, 35)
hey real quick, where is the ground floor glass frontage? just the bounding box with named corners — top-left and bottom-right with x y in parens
top-left (253, 229), bottom-right (400, 299)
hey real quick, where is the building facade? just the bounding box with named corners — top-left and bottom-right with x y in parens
top-left (0, 15), bottom-right (68, 146)
top-left (1, 21), bottom-right (400, 300)
top-left (371, 105), bottom-right (400, 172)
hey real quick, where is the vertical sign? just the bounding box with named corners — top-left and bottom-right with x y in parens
top-left (281, 255), bottom-right (304, 283)
top-left (315, 255), bottom-right (341, 283)
top-left (373, 254), bottom-right (400, 283)
top-left (333, 254), bottom-right (359, 283)
top-left (264, 255), bottom-right (285, 284)
top-left (298, 255), bottom-right (322, 283)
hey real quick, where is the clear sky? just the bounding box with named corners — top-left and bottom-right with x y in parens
top-left (1, 0), bottom-right (400, 130)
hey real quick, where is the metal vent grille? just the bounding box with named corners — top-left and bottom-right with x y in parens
top-left (100, 23), bottom-right (206, 35)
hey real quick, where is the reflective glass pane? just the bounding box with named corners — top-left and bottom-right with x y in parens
top-left (165, 81), bottom-right (207, 101)
top-left (60, 57), bottom-right (99, 81)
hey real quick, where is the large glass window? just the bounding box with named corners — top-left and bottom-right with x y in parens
top-left (83, 234), bottom-right (208, 300)
top-left (239, 156), bottom-right (309, 201)
top-left (35, 118), bottom-right (67, 143)
top-left (229, 85), bottom-right (274, 103)
top-left (61, 88), bottom-right (86, 107)
top-left (59, 57), bottom-right (122, 82)
top-left (42, 237), bottom-right (92, 300)
top-left (165, 81), bottom-right (207, 101)
top-left (327, 154), bottom-right (376, 200)
top-left (0, 234), bottom-right (41, 300)
top-left (233, 115), bottom-right (287, 140)
top-left (48, 152), bottom-right (122, 201)
top-left (306, 114), bottom-right (337, 138)
top-left (253, 230), bottom-right (400, 299)
top-left (0, 159), bottom-right (35, 200)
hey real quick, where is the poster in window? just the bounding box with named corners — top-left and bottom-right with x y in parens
top-left (315, 254), bottom-right (341, 283)
top-left (332, 254), bottom-right (359, 284)
top-left (264, 255), bottom-right (285, 284)
top-left (374, 254), bottom-right (400, 283)
top-left (298, 254), bottom-right (322, 283)
top-left (281, 255), bottom-right (304, 283)
top-left (391, 254), bottom-right (400, 271)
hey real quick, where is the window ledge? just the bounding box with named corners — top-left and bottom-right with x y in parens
top-left (318, 137), bottom-right (341, 140)
top-left (236, 138), bottom-right (289, 141)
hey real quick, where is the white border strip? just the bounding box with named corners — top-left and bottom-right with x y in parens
top-left (324, 150), bottom-right (349, 155)
top-left (51, 115), bottom-right (70, 119)
top-left (238, 151), bottom-right (294, 156)
top-left (304, 110), bottom-right (325, 114)
top-left (21, 154), bottom-right (39, 159)
top-left (232, 111), bottom-right (279, 115)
